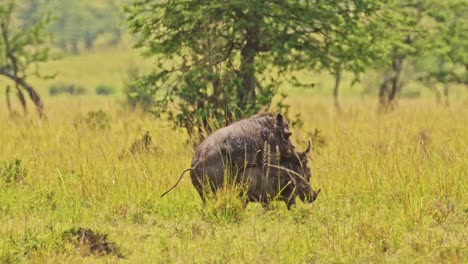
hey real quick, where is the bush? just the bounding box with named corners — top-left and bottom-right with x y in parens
top-left (0, 159), bottom-right (27, 184)
top-left (49, 83), bottom-right (87, 96)
top-left (95, 84), bottom-right (116, 96)
top-left (401, 90), bottom-right (421, 99)
top-left (74, 110), bottom-right (111, 130)
top-left (123, 68), bottom-right (155, 112)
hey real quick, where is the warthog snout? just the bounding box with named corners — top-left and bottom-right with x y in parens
top-left (300, 187), bottom-right (321, 203)
top-left (311, 188), bottom-right (321, 202)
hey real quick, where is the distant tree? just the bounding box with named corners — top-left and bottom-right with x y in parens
top-left (19, 0), bottom-right (124, 54)
top-left (321, 14), bottom-right (385, 112)
top-left (415, 0), bottom-right (468, 105)
top-left (375, 1), bottom-right (426, 111)
top-left (376, 0), bottom-right (468, 111)
top-left (0, 1), bottom-right (52, 117)
top-left (126, 0), bottom-right (387, 140)
top-left (104, 0), bottom-right (125, 47)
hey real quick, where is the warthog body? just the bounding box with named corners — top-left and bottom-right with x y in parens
top-left (190, 113), bottom-right (295, 201)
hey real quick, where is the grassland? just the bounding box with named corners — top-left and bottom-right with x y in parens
top-left (0, 49), bottom-right (467, 263)
top-left (0, 95), bottom-right (467, 263)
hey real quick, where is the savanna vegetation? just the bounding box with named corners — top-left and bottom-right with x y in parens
top-left (1, 0), bottom-right (467, 263)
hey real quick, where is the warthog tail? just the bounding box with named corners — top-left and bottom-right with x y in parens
top-left (160, 167), bottom-right (195, 198)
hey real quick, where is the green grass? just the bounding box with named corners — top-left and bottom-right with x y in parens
top-left (0, 46), bottom-right (467, 262)
top-left (0, 95), bottom-right (467, 263)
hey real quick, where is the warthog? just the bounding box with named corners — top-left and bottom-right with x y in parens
top-left (161, 112), bottom-right (320, 208)
top-left (189, 113), bottom-right (295, 198)
top-left (243, 141), bottom-right (321, 209)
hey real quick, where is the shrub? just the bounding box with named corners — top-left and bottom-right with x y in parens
top-left (74, 110), bottom-right (111, 130)
top-left (0, 159), bottom-right (27, 184)
top-left (123, 68), bottom-right (154, 112)
top-left (95, 84), bottom-right (116, 96)
top-left (401, 90), bottom-right (421, 99)
top-left (49, 83), bottom-right (87, 96)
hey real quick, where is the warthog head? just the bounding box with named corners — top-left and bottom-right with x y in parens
top-left (297, 182), bottom-right (321, 203)
top-left (284, 140), bottom-right (320, 204)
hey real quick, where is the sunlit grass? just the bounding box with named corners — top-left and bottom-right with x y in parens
top-left (0, 95), bottom-right (466, 262)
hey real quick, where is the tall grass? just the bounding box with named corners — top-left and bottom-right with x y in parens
top-left (0, 96), bottom-right (466, 262)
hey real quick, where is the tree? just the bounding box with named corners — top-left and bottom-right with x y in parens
top-left (320, 9), bottom-right (385, 112)
top-left (376, 0), bottom-right (468, 111)
top-left (20, 1), bottom-right (125, 54)
top-left (126, 0), bottom-right (387, 140)
top-left (0, 1), bottom-right (52, 117)
top-left (375, 1), bottom-right (426, 111)
top-left (416, 0), bottom-right (468, 105)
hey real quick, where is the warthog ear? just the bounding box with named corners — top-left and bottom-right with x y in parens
top-left (276, 113), bottom-right (284, 125)
top-left (277, 113), bottom-right (292, 140)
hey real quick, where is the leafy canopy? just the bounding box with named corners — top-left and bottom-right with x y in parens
top-left (0, 0), bottom-right (53, 117)
top-left (126, 0), bottom-right (388, 139)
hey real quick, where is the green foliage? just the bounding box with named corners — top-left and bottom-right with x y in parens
top-left (426, 1), bottom-right (467, 67)
top-left (0, 0), bottom-right (53, 116)
top-left (0, 159), bottom-right (27, 184)
top-left (126, 0), bottom-right (386, 139)
top-left (18, 0), bottom-right (125, 54)
top-left (307, 129), bottom-right (327, 155)
top-left (374, 0), bottom-right (468, 107)
top-left (1, 228), bottom-right (63, 262)
top-left (0, 1), bottom-right (52, 77)
top-left (49, 83), bottom-right (87, 96)
top-left (415, 0), bottom-right (468, 91)
top-left (124, 68), bottom-right (155, 112)
top-left (95, 84), bottom-right (115, 96)
top-left (75, 110), bottom-right (111, 131)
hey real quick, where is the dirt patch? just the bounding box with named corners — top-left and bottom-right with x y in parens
top-left (62, 227), bottom-right (123, 258)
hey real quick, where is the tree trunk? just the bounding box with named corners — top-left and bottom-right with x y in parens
top-left (378, 76), bottom-right (390, 112)
top-left (71, 41), bottom-right (79, 54)
top-left (84, 33), bottom-right (94, 50)
top-left (0, 69), bottom-right (45, 118)
top-left (387, 57), bottom-right (404, 109)
top-left (15, 85), bottom-right (27, 114)
top-left (109, 28), bottom-right (121, 46)
top-left (238, 11), bottom-right (260, 113)
top-left (333, 69), bottom-right (342, 112)
top-left (378, 53), bottom-right (404, 112)
top-left (433, 84), bottom-right (442, 105)
top-left (1, 6), bottom-right (46, 119)
top-left (5, 85), bottom-right (12, 115)
top-left (443, 82), bottom-right (449, 106)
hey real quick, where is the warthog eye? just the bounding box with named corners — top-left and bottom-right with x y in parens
top-left (280, 130), bottom-right (292, 142)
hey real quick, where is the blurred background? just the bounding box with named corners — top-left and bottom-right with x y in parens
top-left (1, 0), bottom-right (465, 107)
